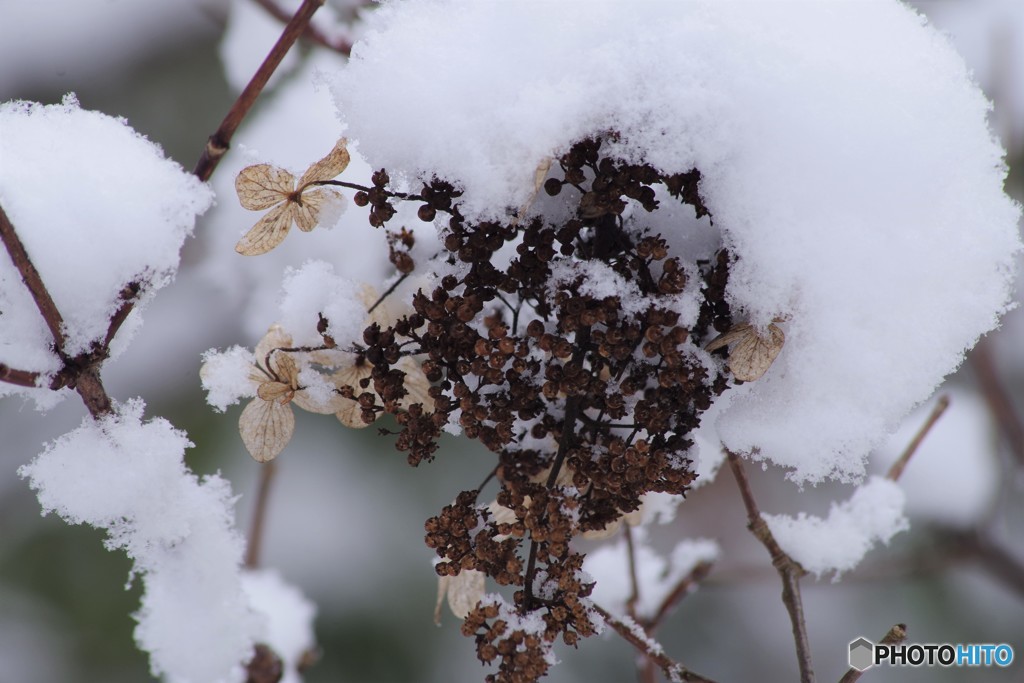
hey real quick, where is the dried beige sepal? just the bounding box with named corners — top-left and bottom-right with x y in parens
top-left (514, 157), bottom-right (554, 224)
top-left (332, 362), bottom-right (376, 428)
top-left (239, 393), bottom-right (296, 463)
top-left (234, 139), bottom-right (350, 256)
top-left (434, 569), bottom-right (486, 624)
top-left (705, 321), bottom-right (785, 382)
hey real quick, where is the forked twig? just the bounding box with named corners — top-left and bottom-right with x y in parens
top-left (194, 0), bottom-right (328, 182)
top-left (726, 449), bottom-right (814, 683)
top-left (0, 204), bottom-right (113, 417)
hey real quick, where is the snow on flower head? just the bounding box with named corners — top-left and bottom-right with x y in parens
top-left (331, 0), bottom-right (1021, 482)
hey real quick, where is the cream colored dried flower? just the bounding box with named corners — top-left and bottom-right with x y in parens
top-left (705, 320), bottom-right (785, 382)
top-left (235, 139), bottom-right (350, 256)
top-left (231, 325), bottom-right (347, 463)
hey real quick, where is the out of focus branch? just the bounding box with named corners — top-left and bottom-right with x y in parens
top-left (590, 603), bottom-right (718, 683)
top-left (971, 338), bottom-right (1024, 466)
top-left (194, 0), bottom-right (328, 182)
top-left (245, 460), bottom-right (279, 569)
top-left (944, 528), bottom-right (1024, 600)
top-left (886, 394), bottom-right (949, 481)
top-left (252, 0), bottom-right (354, 55)
top-left (726, 449), bottom-right (814, 683)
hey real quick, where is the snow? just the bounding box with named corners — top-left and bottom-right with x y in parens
top-left (200, 345), bottom-right (259, 412)
top-left (0, 95), bottom-right (213, 409)
top-left (584, 529), bottom-right (719, 620)
top-left (330, 0), bottom-right (1021, 483)
top-left (241, 569), bottom-right (317, 683)
top-left (18, 399), bottom-right (259, 683)
top-left (764, 476), bottom-right (908, 580)
top-left (277, 260), bottom-right (365, 348)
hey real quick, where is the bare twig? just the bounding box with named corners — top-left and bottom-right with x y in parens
top-left (0, 204), bottom-right (67, 351)
top-left (624, 524), bottom-right (641, 619)
top-left (726, 449), bottom-right (814, 683)
top-left (646, 560), bottom-right (714, 630)
top-left (971, 338), bottom-right (1024, 466)
top-left (0, 363), bottom-right (42, 388)
top-left (194, 0), bottom-right (328, 182)
top-left (590, 603), bottom-right (718, 683)
top-left (252, 0), bottom-right (354, 54)
top-left (886, 394), bottom-right (949, 481)
top-left (837, 624), bottom-right (906, 683)
top-left (245, 460), bottom-right (279, 569)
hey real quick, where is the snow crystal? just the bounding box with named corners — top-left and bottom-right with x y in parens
top-left (0, 96), bottom-right (212, 409)
top-left (764, 476), bottom-right (908, 580)
top-left (277, 260), bottom-right (364, 347)
top-left (241, 569), bottom-right (317, 683)
top-left (331, 0), bottom-right (1021, 483)
top-left (18, 400), bottom-right (259, 683)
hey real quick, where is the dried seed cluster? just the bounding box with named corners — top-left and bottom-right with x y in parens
top-left (358, 137), bottom-right (733, 683)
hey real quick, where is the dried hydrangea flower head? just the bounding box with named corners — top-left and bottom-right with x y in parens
top-left (235, 139), bottom-right (350, 255)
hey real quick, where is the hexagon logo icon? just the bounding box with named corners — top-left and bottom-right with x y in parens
top-left (849, 637), bottom-right (874, 671)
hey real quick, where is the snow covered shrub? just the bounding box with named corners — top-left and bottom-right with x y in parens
top-left (4, 1), bottom-right (1023, 682)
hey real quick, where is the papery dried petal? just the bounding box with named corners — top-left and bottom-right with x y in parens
top-left (333, 363), bottom-right (377, 428)
top-left (235, 203), bottom-right (296, 256)
top-left (239, 397), bottom-right (295, 463)
top-left (705, 322), bottom-right (785, 382)
top-left (257, 381), bottom-right (294, 403)
top-left (236, 164), bottom-right (295, 210)
top-left (270, 351), bottom-right (300, 387)
top-left (298, 138), bottom-right (351, 188)
top-left (255, 325), bottom-right (293, 364)
top-left (434, 569), bottom-right (485, 623)
top-left (397, 356), bottom-right (432, 409)
top-left (292, 188), bottom-right (342, 232)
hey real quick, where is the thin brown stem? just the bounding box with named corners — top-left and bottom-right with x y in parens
top-left (0, 363), bottom-right (42, 388)
top-left (245, 460), bottom-right (279, 569)
top-left (646, 560), bottom-right (714, 630)
top-left (886, 394), bottom-right (949, 481)
top-left (726, 449), bottom-right (814, 683)
top-left (0, 204), bottom-right (67, 352)
top-left (194, 0), bottom-right (328, 182)
top-left (971, 338), bottom-right (1024, 466)
top-left (624, 524), bottom-right (641, 620)
top-left (837, 624), bottom-right (906, 683)
top-left (590, 603), bottom-right (718, 683)
top-left (252, 0), bottom-right (355, 54)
